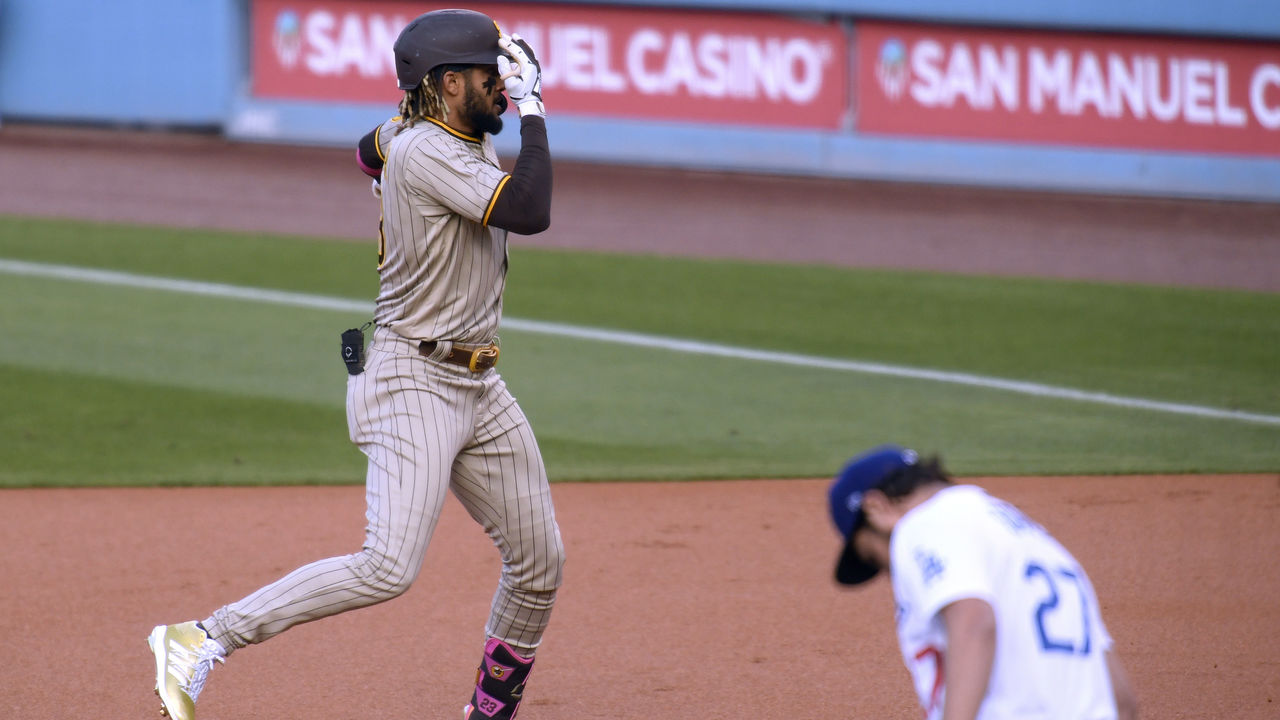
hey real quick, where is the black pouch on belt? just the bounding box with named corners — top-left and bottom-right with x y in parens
top-left (340, 324), bottom-right (369, 375)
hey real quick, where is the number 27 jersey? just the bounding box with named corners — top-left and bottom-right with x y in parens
top-left (890, 485), bottom-right (1117, 720)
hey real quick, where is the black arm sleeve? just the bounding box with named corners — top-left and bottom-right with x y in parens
top-left (356, 124), bottom-right (384, 179)
top-left (486, 116), bottom-right (552, 235)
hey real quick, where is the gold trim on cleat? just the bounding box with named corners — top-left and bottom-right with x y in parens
top-left (148, 622), bottom-right (214, 720)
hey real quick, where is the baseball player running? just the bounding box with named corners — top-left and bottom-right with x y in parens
top-left (828, 445), bottom-right (1138, 720)
top-left (148, 10), bottom-right (563, 720)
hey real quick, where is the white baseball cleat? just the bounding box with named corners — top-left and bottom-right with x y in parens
top-left (148, 622), bottom-right (226, 720)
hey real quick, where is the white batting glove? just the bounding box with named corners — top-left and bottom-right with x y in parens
top-left (370, 178), bottom-right (382, 199)
top-left (497, 34), bottom-right (545, 118)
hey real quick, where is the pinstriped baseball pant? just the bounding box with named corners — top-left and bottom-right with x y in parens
top-left (203, 327), bottom-right (565, 655)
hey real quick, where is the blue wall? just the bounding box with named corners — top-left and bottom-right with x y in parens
top-left (0, 0), bottom-right (240, 125)
top-left (0, 0), bottom-right (1276, 201)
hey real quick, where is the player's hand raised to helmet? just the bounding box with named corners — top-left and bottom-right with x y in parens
top-left (497, 34), bottom-right (544, 118)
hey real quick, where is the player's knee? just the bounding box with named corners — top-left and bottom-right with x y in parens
top-left (545, 535), bottom-right (566, 589)
top-left (348, 547), bottom-right (418, 598)
top-left (513, 532), bottom-right (565, 593)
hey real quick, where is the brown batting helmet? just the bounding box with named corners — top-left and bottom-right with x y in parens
top-left (393, 9), bottom-right (503, 90)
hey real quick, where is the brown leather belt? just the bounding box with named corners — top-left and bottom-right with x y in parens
top-left (418, 340), bottom-right (500, 372)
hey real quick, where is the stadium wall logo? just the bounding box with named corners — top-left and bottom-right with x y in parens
top-left (273, 10), bottom-right (303, 69)
top-left (876, 38), bottom-right (908, 100)
top-left (855, 20), bottom-right (1279, 160)
top-left (249, 1), bottom-right (847, 128)
top-left (866, 29), bottom-right (1280, 130)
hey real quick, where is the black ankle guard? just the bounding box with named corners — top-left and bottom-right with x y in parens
top-left (468, 638), bottom-right (535, 719)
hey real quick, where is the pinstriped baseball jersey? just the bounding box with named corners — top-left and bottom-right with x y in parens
top-left (152, 19), bottom-right (561, 720)
top-left (200, 109), bottom-right (565, 659)
top-left (377, 117), bottom-right (510, 343)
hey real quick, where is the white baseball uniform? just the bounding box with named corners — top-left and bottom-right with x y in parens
top-left (889, 485), bottom-right (1117, 720)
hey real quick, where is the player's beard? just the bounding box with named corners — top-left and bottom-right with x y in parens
top-left (464, 84), bottom-right (504, 136)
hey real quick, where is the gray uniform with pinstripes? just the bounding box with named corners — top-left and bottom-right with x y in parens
top-left (202, 116), bottom-right (565, 655)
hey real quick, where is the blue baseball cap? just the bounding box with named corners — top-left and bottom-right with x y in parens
top-left (829, 444), bottom-right (919, 585)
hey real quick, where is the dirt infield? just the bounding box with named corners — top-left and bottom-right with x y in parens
top-left (1, 124), bottom-right (1278, 718)
top-left (2, 477), bottom-right (1277, 718)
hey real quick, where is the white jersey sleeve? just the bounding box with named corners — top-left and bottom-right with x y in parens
top-left (889, 487), bottom-right (1000, 716)
top-left (893, 493), bottom-right (1000, 622)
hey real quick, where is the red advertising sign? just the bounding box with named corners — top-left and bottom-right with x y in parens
top-left (856, 21), bottom-right (1280, 156)
top-left (251, 1), bottom-right (848, 129)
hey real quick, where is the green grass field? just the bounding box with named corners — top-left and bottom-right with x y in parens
top-left (1, 216), bottom-right (1276, 486)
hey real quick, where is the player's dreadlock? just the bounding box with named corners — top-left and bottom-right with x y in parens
top-left (398, 63), bottom-right (472, 129)
top-left (876, 455), bottom-right (951, 499)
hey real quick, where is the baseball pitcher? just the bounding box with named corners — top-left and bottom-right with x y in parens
top-left (148, 10), bottom-right (563, 720)
top-left (828, 446), bottom-right (1139, 720)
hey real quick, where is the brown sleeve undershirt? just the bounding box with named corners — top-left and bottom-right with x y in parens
top-left (486, 115), bottom-right (551, 235)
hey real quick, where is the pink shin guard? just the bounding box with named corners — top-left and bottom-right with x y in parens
top-left (466, 638), bottom-right (535, 719)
